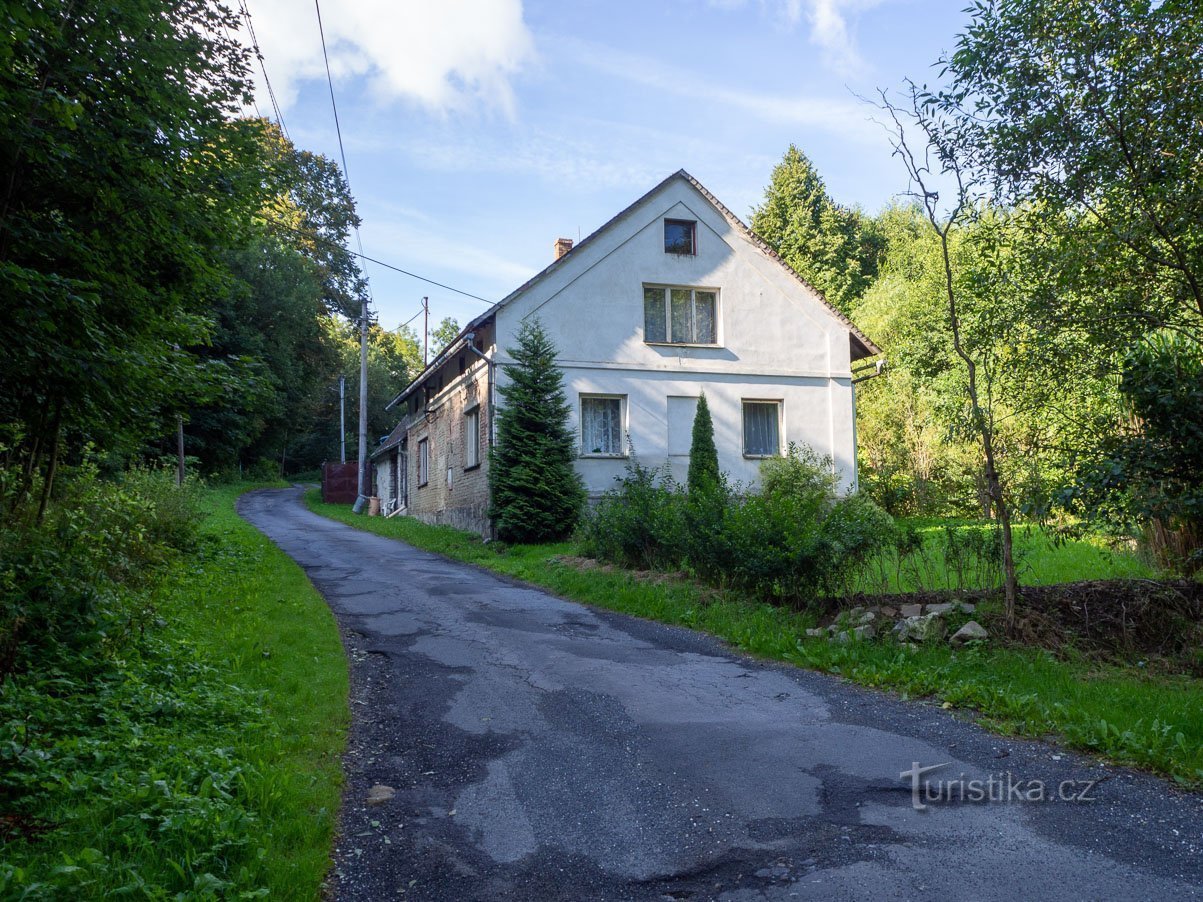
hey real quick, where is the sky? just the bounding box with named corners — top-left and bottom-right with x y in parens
top-left (236, 0), bottom-right (967, 335)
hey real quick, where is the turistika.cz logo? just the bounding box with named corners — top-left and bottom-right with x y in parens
top-left (900, 762), bottom-right (1100, 811)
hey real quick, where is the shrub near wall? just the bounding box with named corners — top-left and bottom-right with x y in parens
top-left (580, 444), bottom-right (895, 605)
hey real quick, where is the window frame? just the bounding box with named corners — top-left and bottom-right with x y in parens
top-left (741, 399), bottom-right (783, 458)
top-left (663, 218), bottom-right (696, 255)
top-left (643, 284), bottom-right (720, 346)
top-left (579, 393), bottom-right (627, 458)
top-left (463, 405), bottom-right (481, 470)
top-left (417, 437), bottom-right (430, 486)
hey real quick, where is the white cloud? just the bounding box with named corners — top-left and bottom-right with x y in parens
top-left (238, 0), bottom-right (535, 115)
top-left (557, 37), bottom-right (880, 143)
top-left (708, 0), bottom-right (884, 74)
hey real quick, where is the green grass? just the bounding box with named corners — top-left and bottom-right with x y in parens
top-left (305, 491), bottom-right (1202, 787)
top-left (178, 483), bottom-right (349, 895)
top-left (3, 484), bottom-right (348, 899)
top-left (850, 521), bottom-right (1154, 596)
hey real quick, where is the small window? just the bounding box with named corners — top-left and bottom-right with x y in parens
top-left (664, 219), bottom-right (695, 255)
top-left (581, 395), bottom-right (624, 456)
top-left (742, 401), bottom-right (781, 457)
top-left (464, 407), bottom-right (480, 469)
top-left (417, 438), bottom-right (430, 486)
top-left (643, 285), bottom-right (717, 344)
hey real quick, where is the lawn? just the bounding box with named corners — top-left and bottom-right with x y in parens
top-left (2, 483), bottom-right (349, 899)
top-left (305, 490), bottom-right (1202, 788)
top-left (848, 520), bottom-right (1154, 596)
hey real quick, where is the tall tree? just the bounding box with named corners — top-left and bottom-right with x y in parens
top-left (934, 0), bottom-right (1203, 565)
top-left (751, 145), bottom-right (880, 314)
top-left (687, 393), bottom-right (720, 496)
top-left (432, 316), bottom-right (461, 351)
top-left (489, 320), bottom-right (585, 542)
top-left (880, 87), bottom-right (1022, 629)
top-left (0, 0), bottom-right (258, 507)
top-left (938, 0), bottom-right (1203, 342)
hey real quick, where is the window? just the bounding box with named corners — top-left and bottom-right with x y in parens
top-left (664, 219), bottom-right (695, 255)
top-left (742, 401), bottom-right (781, 457)
top-left (464, 407), bottom-right (480, 469)
top-left (581, 395), bottom-right (624, 456)
top-left (417, 438), bottom-right (429, 486)
top-left (643, 286), bottom-right (717, 344)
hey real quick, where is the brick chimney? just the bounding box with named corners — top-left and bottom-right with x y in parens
top-left (554, 237), bottom-right (573, 260)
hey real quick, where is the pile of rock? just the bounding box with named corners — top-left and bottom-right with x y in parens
top-left (807, 601), bottom-right (989, 647)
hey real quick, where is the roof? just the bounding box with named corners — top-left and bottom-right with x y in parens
top-left (369, 417), bottom-right (407, 459)
top-left (386, 169), bottom-right (881, 409)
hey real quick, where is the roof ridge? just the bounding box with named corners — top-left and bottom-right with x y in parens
top-left (387, 169), bottom-right (881, 409)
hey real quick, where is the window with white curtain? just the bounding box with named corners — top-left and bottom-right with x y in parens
top-left (742, 401), bottom-right (781, 457)
top-left (643, 285), bottom-right (717, 344)
top-left (580, 395), bottom-right (624, 456)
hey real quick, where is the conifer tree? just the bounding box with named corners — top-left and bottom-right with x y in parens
top-left (687, 393), bottom-right (720, 495)
top-left (751, 145), bottom-right (880, 314)
top-left (489, 319), bottom-right (585, 542)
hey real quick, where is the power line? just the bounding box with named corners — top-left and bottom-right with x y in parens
top-left (310, 0), bottom-right (370, 312)
top-left (349, 249), bottom-right (495, 305)
top-left (221, 19), bottom-right (264, 121)
top-left (263, 217), bottom-right (496, 305)
top-left (313, 0), bottom-right (351, 202)
top-left (239, 0), bottom-right (288, 140)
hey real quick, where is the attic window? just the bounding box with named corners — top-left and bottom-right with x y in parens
top-left (664, 219), bottom-right (695, 255)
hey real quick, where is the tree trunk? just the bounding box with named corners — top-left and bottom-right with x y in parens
top-left (35, 399), bottom-right (63, 526)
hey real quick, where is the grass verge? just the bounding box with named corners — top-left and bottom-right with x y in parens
top-left (3, 483), bottom-right (348, 898)
top-left (305, 490), bottom-right (1202, 788)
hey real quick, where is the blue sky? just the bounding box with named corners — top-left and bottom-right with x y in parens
top-left (240, 0), bottom-right (965, 333)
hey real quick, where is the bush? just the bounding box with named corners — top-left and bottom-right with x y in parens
top-left (578, 461), bottom-right (686, 570)
top-left (581, 444), bottom-right (895, 605)
top-left (0, 464), bottom-right (202, 678)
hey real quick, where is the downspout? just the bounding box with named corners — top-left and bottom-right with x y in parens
top-left (849, 358), bottom-right (886, 494)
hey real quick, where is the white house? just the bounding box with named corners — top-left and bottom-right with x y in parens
top-left (372, 170), bottom-right (880, 534)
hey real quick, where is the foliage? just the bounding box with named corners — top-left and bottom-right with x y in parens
top-left (940, 0), bottom-right (1203, 343)
top-left (924, 0), bottom-right (1203, 558)
top-left (1061, 333), bottom-right (1203, 574)
top-left (750, 145), bottom-right (883, 314)
top-left (0, 0), bottom-right (259, 481)
top-left (489, 320), bottom-right (586, 542)
top-left (432, 316), bottom-right (462, 351)
top-left (2, 483), bottom-right (347, 898)
top-left (578, 461), bottom-right (686, 570)
top-left (581, 444), bottom-right (895, 604)
top-left (687, 393), bottom-right (719, 496)
top-left (0, 463), bottom-right (201, 679)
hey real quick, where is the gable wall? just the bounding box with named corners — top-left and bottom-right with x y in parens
top-left (493, 176), bottom-right (859, 494)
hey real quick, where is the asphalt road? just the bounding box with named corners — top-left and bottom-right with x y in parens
top-left (238, 487), bottom-right (1203, 901)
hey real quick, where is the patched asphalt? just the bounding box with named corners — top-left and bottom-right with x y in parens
top-left (237, 487), bottom-right (1203, 901)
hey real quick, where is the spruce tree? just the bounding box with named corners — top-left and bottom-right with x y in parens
top-left (688, 393), bottom-right (720, 495)
top-left (489, 319), bottom-right (586, 542)
top-left (750, 145), bottom-right (879, 314)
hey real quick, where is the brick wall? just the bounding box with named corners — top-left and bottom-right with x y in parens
top-left (405, 361), bottom-right (492, 535)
